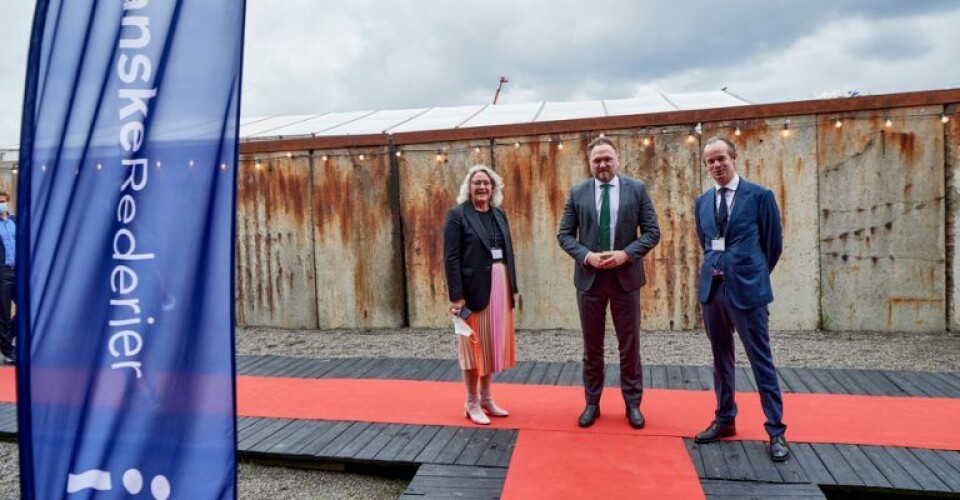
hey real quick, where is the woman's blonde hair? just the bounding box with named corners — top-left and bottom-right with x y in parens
top-left (456, 164), bottom-right (504, 207)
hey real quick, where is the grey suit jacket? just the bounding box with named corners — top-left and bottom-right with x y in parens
top-left (557, 175), bottom-right (660, 292)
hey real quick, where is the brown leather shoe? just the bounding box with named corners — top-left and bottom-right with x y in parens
top-left (694, 421), bottom-right (736, 443)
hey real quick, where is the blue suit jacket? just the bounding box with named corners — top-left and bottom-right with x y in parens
top-left (695, 178), bottom-right (782, 309)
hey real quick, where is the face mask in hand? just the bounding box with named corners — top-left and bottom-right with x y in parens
top-left (0, 203), bottom-right (8, 213)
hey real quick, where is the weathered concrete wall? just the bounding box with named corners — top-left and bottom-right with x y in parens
top-left (236, 155), bottom-right (318, 328)
top-left (312, 149), bottom-right (405, 328)
top-left (818, 106), bottom-right (945, 332)
top-left (399, 143), bottom-right (493, 328)
top-left (703, 117), bottom-right (821, 331)
top-left (946, 103), bottom-right (959, 331)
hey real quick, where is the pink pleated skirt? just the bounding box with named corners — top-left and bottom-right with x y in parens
top-left (457, 262), bottom-right (516, 375)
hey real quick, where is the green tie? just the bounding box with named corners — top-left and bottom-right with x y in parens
top-left (599, 183), bottom-right (611, 251)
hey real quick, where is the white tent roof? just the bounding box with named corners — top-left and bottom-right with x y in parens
top-left (240, 90), bottom-right (750, 141)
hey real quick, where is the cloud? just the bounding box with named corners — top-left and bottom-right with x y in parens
top-left (0, 1), bottom-right (958, 146)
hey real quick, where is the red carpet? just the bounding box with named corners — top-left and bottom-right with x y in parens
top-left (234, 375), bottom-right (960, 451)
top-left (4, 366), bottom-right (960, 499)
top-left (502, 431), bottom-right (704, 499)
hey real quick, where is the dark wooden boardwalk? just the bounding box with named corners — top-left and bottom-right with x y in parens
top-left (2, 356), bottom-right (960, 499)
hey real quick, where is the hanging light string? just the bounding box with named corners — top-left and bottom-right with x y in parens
top-left (235, 110), bottom-right (955, 169)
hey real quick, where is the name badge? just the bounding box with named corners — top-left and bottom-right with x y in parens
top-left (711, 238), bottom-right (726, 252)
top-left (491, 248), bottom-right (504, 260)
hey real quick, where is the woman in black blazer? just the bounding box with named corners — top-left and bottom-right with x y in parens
top-left (443, 165), bottom-right (518, 425)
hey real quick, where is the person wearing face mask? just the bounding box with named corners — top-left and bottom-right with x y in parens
top-left (557, 137), bottom-right (660, 430)
top-left (443, 164), bottom-right (518, 425)
top-left (693, 136), bottom-right (789, 462)
top-left (0, 191), bottom-right (15, 365)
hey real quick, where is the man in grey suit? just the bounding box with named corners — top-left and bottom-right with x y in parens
top-left (557, 137), bottom-right (660, 429)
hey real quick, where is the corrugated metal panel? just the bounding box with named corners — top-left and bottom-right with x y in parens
top-left (311, 149), bottom-right (405, 328)
top-left (236, 155), bottom-right (318, 328)
top-left (704, 117), bottom-right (821, 330)
top-left (818, 106), bottom-right (945, 332)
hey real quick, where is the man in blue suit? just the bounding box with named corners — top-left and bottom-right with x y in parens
top-left (693, 136), bottom-right (790, 461)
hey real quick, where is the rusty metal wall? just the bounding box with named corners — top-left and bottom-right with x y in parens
top-left (818, 106), bottom-right (946, 332)
top-left (947, 104), bottom-right (959, 331)
top-left (236, 155), bottom-right (318, 328)
top-left (494, 135), bottom-right (584, 329)
top-left (312, 149), bottom-right (405, 328)
top-left (398, 142), bottom-right (493, 328)
top-left (703, 117), bottom-right (821, 331)
top-left (617, 128), bottom-right (702, 331)
top-left (234, 104), bottom-right (957, 333)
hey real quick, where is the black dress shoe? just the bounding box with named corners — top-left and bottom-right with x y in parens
top-left (694, 421), bottom-right (736, 444)
top-left (769, 435), bottom-right (791, 462)
top-left (578, 404), bottom-right (600, 428)
top-left (626, 406), bottom-right (645, 429)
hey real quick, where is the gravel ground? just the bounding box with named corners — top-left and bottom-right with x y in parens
top-left (237, 327), bottom-right (960, 372)
top-left (1, 327), bottom-right (958, 499)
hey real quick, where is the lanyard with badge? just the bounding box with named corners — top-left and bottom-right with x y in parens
top-left (711, 188), bottom-right (736, 252)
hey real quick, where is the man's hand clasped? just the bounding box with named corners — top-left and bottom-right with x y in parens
top-left (587, 250), bottom-right (629, 269)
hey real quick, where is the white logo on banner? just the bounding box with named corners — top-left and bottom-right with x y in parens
top-left (67, 469), bottom-right (171, 499)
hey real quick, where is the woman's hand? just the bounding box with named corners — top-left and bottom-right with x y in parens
top-left (449, 299), bottom-right (466, 316)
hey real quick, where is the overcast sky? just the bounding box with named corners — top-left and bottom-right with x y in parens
top-left (1, 1), bottom-right (959, 147)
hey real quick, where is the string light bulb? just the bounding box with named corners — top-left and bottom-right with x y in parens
top-left (834, 118), bottom-right (843, 128)
top-left (255, 160), bottom-right (262, 170)
top-left (474, 146), bottom-right (481, 154)
top-left (781, 120), bottom-right (791, 138)
top-left (598, 133), bottom-right (605, 138)
top-left (321, 155), bottom-right (328, 161)
top-left (189, 160), bottom-right (195, 167)
top-left (395, 151), bottom-right (402, 157)
top-left (686, 133), bottom-right (696, 144)
top-left (514, 141), bottom-right (520, 149)
top-left (942, 114), bottom-right (950, 124)
top-left (642, 137), bottom-right (650, 147)
top-left (358, 154), bottom-right (365, 161)
top-left (557, 141), bottom-right (564, 150)
top-left (734, 126), bottom-right (741, 136)
top-left (96, 163), bottom-right (103, 170)
top-left (435, 152), bottom-right (444, 163)
top-left (884, 118), bottom-right (893, 128)
top-left (220, 163), bottom-right (227, 170)
top-left (286, 152), bottom-right (292, 159)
